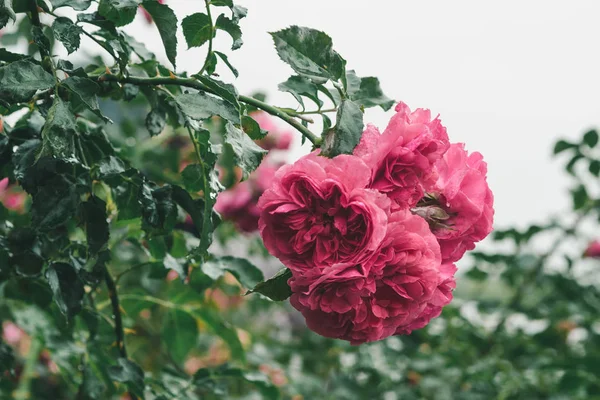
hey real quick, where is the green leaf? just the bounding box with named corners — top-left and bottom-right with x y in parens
top-left (590, 160), bottom-right (600, 177)
top-left (223, 122), bottom-right (267, 177)
top-left (572, 184), bottom-right (588, 210)
top-left (270, 26), bottom-right (346, 84)
top-left (12, 250), bottom-right (44, 277)
top-left (146, 107), bottom-right (166, 136)
top-left (181, 12), bottom-right (213, 48)
top-left (81, 196), bottom-right (109, 254)
top-left (242, 115), bottom-right (267, 140)
top-left (194, 367), bottom-right (279, 400)
top-left (108, 358), bottom-right (145, 398)
top-left (247, 268), bottom-right (292, 301)
top-left (104, 169), bottom-right (143, 220)
top-left (0, 59), bottom-right (55, 103)
top-left (278, 75), bottom-right (323, 109)
top-left (583, 129), bottom-right (599, 148)
top-left (211, 0), bottom-right (247, 23)
top-left (553, 139), bottom-right (577, 155)
top-left (175, 92), bottom-right (240, 124)
top-left (32, 26), bottom-right (51, 55)
top-left (79, 366), bottom-right (107, 400)
top-left (45, 262), bottom-right (85, 318)
top-left (196, 75), bottom-right (240, 109)
top-left (61, 76), bottom-right (110, 122)
top-left (162, 309), bottom-right (198, 364)
top-left (181, 164), bottom-right (204, 192)
top-left (215, 14), bottom-right (243, 50)
top-left (141, 185), bottom-right (178, 237)
top-left (98, 0), bottom-right (142, 27)
top-left (142, 1), bottom-right (178, 69)
top-left (52, 17), bottom-right (82, 54)
top-left (346, 70), bottom-right (394, 111)
top-left (321, 99), bottom-right (364, 157)
top-left (0, 0), bottom-right (16, 29)
top-left (0, 48), bottom-right (26, 62)
top-left (214, 51), bottom-right (239, 77)
top-left (202, 256), bottom-right (264, 289)
top-left (39, 97), bottom-right (77, 159)
top-left (50, 0), bottom-right (92, 11)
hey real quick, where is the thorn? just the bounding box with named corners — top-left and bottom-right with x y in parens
top-left (104, 66), bottom-right (112, 75)
top-left (155, 66), bottom-right (161, 77)
top-left (169, 70), bottom-right (176, 79)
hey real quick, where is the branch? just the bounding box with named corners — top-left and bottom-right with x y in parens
top-left (89, 74), bottom-right (321, 146)
top-left (104, 266), bottom-right (139, 400)
top-left (198, 0), bottom-right (214, 76)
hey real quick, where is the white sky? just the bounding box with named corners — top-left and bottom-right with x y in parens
top-left (9, 0), bottom-right (600, 230)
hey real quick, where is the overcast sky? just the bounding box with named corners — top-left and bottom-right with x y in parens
top-left (9, 0), bottom-right (600, 230)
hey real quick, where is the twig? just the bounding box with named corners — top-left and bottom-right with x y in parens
top-left (89, 74), bottom-right (322, 146)
top-left (198, 0), bottom-right (214, 76)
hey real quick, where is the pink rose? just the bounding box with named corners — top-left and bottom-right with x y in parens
top-left (289, 210), bottom-right (443, 344)
top-left (258, 152), bottom-right (390, 273)
top-left (584, 240), bottom-right (600, 258)
top-left (354, 102), bottom-right (450, 209)
top-left (252, 111), bottom-right (294, 151)
top-left (395, 263), bottom-right (457, 335)
top-left (429, 143), bottom-right (494, 263)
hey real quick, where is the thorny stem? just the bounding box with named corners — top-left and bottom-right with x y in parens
top-left (104, 266), bottom-right (139, 400)
top-left (89, 74), bottom-right (322, 146)
top-left (198, 0), bottom-right (214, 76)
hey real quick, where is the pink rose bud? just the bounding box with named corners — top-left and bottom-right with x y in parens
top-left (584, 240), bottom-right (600, 258)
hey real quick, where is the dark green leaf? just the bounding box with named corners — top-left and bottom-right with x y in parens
top-left (223, 122), bottom-right (267, 177)
top-left (211, 0), bottom-right (247, 23)
top-left (181, 12), bottom-right (213, 48)
top-left (61, 76), bottom-right (110, 122)
top-left (181, 164), bottom-right (204, 192)
top-left (583, 129), bottom-right (598, 148)
top-left (196, 75), bottom-right (240, 109)
top-left (215, 14), bottom-right (242, 50)
top-left (98, 0), bottom-right (141, 27)
top-left (50, 0), bottom-right (92, 11)
top-left (346, 71), bottom-right (394, 111)
top-left (202, 256), bottom-right (264, 289)
top-left (39, 97), bottom-right (77, 159)
top-left (553, 139), bottom-right (577, 155)
top-left (214, 51), bottom-right (238, 77)
top-left (0, 59), bottom-right (54, 103)
top-left (31, 26), bottom-right (51, 55)
top-left (321, 99), bottom-right (363, 157)
top-left (82, 196), bottom-right (109, 254)
top-left (572, 185), bottom-right (588, 210)
top-left (270, 26), bottom-right (346, 84)
top-left (79, 366), bottom-right (107, 400)
top-left (146, 107), bottom-right (166, 136)
top-left (52, 17), bottom-right (82, 54)
top-left (247, 268), bottom-right (292, 301)
top-left (0, 48), bottom-right (27, 62)
top-left (142, 185), bottom-right (178, 237)
top-left (162, 309), bottom-right (198, 364)
top-left (175, 92), bottom-right (240, 124)
top-left (242, 115), bottom-right (266, 140)
top-left (12, 250), bottom-right (44, 277)
top-left (45, 262), bottom-right (85, 318)
top-left (278, 75), bottom-right (323, 109)
top-left (589, 160), bottom-right (600, 177)
top-left (0, 0), bottom-right (16, 28)
top-left (108, 358), bottom-right (145, 398)
top-left (142, 1), bottom-right (178, 69)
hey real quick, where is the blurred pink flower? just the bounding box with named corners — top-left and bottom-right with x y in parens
top-left (584, 240), bottom-right (600, 258)
top-left (252, 111), bottom-right (294, 151)
top-left (0, 178), bottom-right (26, 213)
top-left (139, 0), bottom-right (165, 24)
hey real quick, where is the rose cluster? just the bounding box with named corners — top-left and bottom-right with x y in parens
top-left (258, 102), bottom-right (494, 344)
top-left (215, 111), bottom-right (293, 233)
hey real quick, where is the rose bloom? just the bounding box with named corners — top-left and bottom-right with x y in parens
top-left (252, 111), bottom-right (294, 151)
top-left (215, 159), bottom-right (282, 233)
top-left (354, 102), bottom-right (450, 209)
top-left (0, 178), bottom-right (26, 213)
top-left (584, 240), bottom-right (600, 258)
top-left (430, 143), bottom-right (494, 263)
top-left (258, 152), bottom-right (390, 273)
top-left (289, 210), bottom-right (444, 344)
